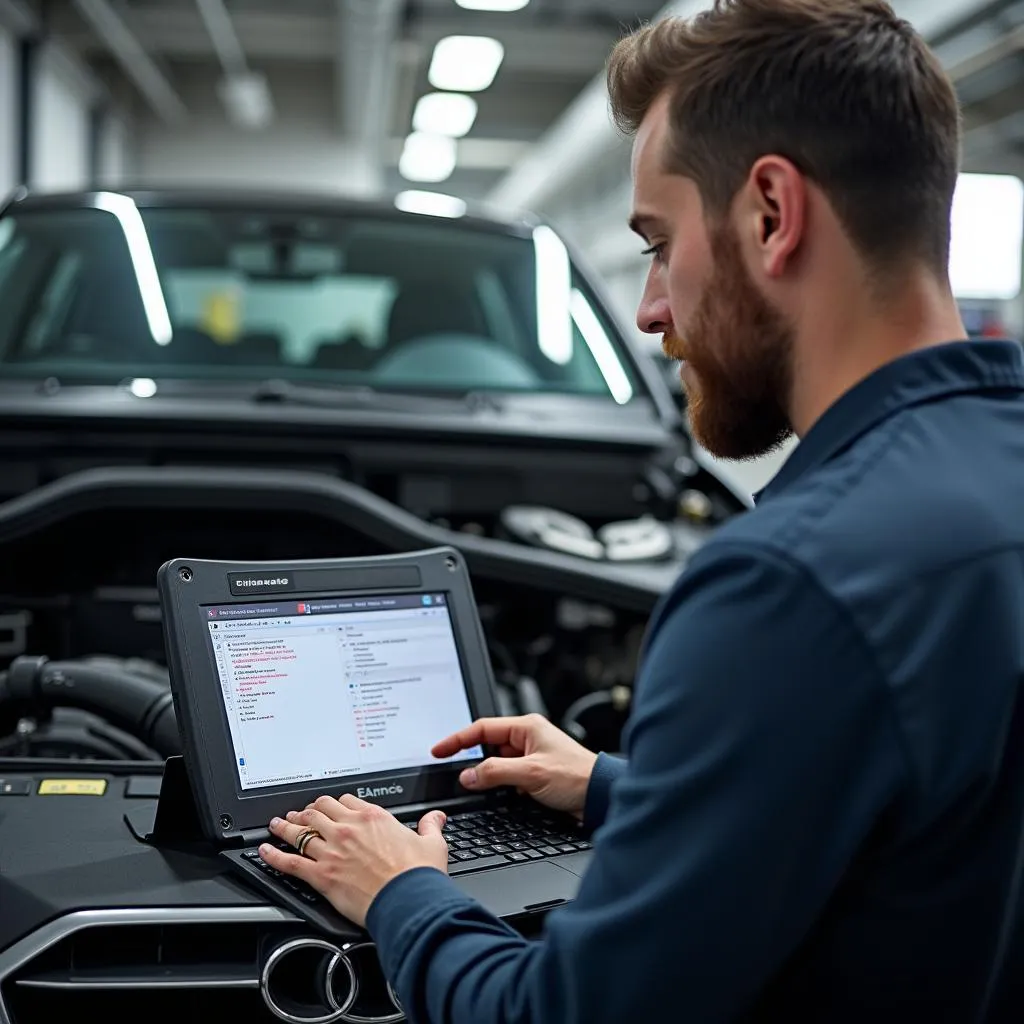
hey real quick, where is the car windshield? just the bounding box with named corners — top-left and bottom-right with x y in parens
top-left (0, 199), bottom-right (639, 403)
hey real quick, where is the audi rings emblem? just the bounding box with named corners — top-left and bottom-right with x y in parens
top-left (260, 937), bottom-right (404, 1024)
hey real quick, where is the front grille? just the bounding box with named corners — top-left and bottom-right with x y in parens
top-left (0, 908), bottom-right (404, 1024)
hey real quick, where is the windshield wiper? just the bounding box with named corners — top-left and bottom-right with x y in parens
top-left (249, 378), bottom-right (507, 415)
top-left (249, 379), bottom-right (376, 407)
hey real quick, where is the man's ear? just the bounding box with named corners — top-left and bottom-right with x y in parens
top-left (739, 155), bottom-right (806, 279)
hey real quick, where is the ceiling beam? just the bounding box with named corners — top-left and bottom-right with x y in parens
top-left (945, 23), bottom-right (1024, 82)
top-left (71, 0), bottom-right (187, 124)
top-left (487, 0), bottom-right (1006, 215)
top-left (964, 108), bottom-right (1024, 159)
top-left (335, 0), bottom-right (403, 196)
top-left (51, 4), bottom-right (610, 78)
top-left (195, 0), bottom-right (247, 76)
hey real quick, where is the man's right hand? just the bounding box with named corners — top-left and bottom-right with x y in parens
top-left (431, 713), bottom-right (599, 819)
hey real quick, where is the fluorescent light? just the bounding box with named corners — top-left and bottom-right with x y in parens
top-left (399, 133), bottom-right (458, 183)
top-left (949, 173), bottom-right (1024, 301)
top-left (395, 190), bottom-right (468, 218)
top-left (413, 92), bottom-right (478, 138)
top-left (455, 0), bottom-right (530, 9)
top-left (428, 36), bottom-right (504, 92)
top-left (533, 225), bottom-right (573, 365)
top-left (570, 290), bottom-right (633, 404)
top-left (128, 377), bottom-right (158, 398)
top-left (217, 71), bottom-right (274, 130)
top-left (93, 192), bottom-right (173, 346)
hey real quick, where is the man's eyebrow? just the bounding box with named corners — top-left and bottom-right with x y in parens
top-left (629, 214), bottom-right (659, 240)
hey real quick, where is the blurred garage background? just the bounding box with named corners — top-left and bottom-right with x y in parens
top-left (0, 0), bottom-right (1022, 495)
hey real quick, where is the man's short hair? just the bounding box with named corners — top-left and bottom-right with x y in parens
top-left (607, 0), bottom-right (962, 277)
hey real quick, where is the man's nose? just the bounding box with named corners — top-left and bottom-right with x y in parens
top-left (636, 282), bottom-right (672, 336)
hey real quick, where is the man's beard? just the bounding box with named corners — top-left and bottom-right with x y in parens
top-left (664, 222), bottom-right (794, 461)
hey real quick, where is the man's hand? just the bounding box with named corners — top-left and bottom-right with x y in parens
top-left (260, 794), bottom-right (449, 927)
top-left (432, 713), bottom-right (599, 818)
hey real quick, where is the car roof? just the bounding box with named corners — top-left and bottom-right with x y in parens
top-left (2, 185), bottom-right (542, 240)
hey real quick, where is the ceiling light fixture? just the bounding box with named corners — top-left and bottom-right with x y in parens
top-left (399, 133), bottom-right (458, 183)
top-left (395, 191), bottom-right (468, 218)
top-left (428, 35), bottom-right (505, 92)
top-left (455, 0), bottom-right (530, 10)
top-left (217, 71), bottom-right (274, 130)
top-left (413, 92), bottom-right (478, 138)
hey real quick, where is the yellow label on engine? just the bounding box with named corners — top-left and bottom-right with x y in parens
top-left (38, 779), bottom-right (108, 796)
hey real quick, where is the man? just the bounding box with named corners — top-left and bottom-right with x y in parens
top-left (261, 1), bottom-right (1024, 1019)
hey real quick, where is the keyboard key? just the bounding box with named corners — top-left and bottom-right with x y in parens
top-left (243, 851), bottom-right (325, 905)
top-left (505, 852), bottom-right (528, 862)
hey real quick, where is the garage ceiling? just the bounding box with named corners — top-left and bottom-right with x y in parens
top-left (34, 0), bottom-right (667, 198)
top-left (936, 0), bottom-right (1024, 174)
top-left (23, 0), bottom-right (1024, 198)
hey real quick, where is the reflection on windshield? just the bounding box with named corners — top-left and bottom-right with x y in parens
top-left (571, 289), bottom-right (633, 404)
top-left (0, 201), bottom-right (640, 403)
top-left (533, 224), bottom-right (573, 367)
top-left (93, 192), bottom-right (173, 346)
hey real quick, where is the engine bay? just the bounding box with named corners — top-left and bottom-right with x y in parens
top-left (0, 464), bottom-right (698, 766)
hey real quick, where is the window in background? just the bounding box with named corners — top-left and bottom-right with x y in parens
top-left (949, 172), bottom-right (1024, 302)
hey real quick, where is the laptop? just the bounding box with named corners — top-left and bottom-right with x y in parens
top-left (157, 546), bottom-right (593, 934)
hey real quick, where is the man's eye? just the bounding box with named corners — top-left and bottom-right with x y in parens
top-left (641, 243), bottom-right (666, 263)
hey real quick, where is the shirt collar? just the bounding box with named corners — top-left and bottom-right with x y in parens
top-left (755, 340), bottom-right (1024, 504)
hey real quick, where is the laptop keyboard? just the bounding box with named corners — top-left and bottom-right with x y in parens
top-left (240, 805), bottom-right (591, 907)
top-left (427, 805), bottom-right (592, 868)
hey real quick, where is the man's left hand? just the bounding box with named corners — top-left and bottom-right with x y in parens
top-left (260, 794), bottom-right (449, 926)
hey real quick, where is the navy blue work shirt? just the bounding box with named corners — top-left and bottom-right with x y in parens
top-left (367, 340), bottom-right (1024, 1022)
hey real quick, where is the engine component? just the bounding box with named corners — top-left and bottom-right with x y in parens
top-left (499, 506), bottom-right (604, 560)
top-left (597, 517), bottom-right (674, 562)
top-left (562, 685), bottom-right (632, 754)
top-left (500, 506), bottom-right (675, 563)
top-left (0, 707), bottom-right (163, 760)
top-left (2, 656), bottom-right (180, 758)
top-left (514, 676), bottom-right (549, 718)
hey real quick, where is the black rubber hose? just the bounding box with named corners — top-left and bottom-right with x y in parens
top-left (5, 656), bottom-right (181, 758)
top-left (514, 676), bottom-right (549, 718)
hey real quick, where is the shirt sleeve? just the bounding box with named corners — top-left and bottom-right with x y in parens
top-left (366, 541), bottom-right (909, 1024)
top-left (581, 752), bottom-right (627, 833)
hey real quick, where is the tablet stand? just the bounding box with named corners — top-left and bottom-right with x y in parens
top-left (124, 755), bottom-right (208, 848)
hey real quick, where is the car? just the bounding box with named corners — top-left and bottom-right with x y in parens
top-left (0, 185), bottom-right (751, 1022)
top-left (0, 185), bottom-right (748, 750)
